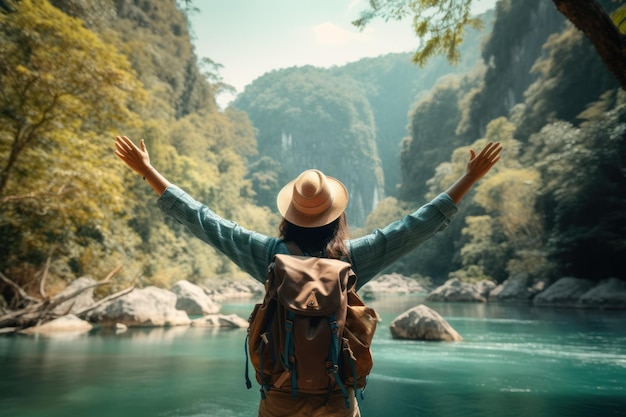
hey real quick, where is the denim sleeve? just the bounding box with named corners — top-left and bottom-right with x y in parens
top-left (348, 192), bottom-right (458, 289)
top-left (157, 185), bottom-right (279, 283)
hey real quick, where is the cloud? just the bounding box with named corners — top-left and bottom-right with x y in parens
top-left (313, 22), bottom-right (359, 45)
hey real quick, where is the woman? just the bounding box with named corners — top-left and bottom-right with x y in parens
top-left (114, 135), bottom-right (501, 416)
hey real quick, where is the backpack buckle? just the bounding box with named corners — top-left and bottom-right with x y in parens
top-left (327, 364), bottom-right (339, 375)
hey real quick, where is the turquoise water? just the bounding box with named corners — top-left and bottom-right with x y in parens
top-left (1, 295), bottom-right (625, 417)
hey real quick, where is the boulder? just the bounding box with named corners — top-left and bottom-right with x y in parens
top-left (579, 278), bottom-right (626, 309)
top-left (170, 280), bottom-right (220, 316)
top-left (389, 304), bottom-right (462, 341)
top-left (475, 280), bottom-right (497, 298)
top-left (360, 274), bottom-right (428, 300)
top-left (489, 273), bottom-right (534, 302)
top-left (427, 278), bottom-right (486, 302)
top-left (533, 277), bottom-right (595, 307)
top-left (203, 278), bottom-right (264, 301)
top-left (191, 313), bottom-right (249, 328)
top-left (53, 276), bottom-right (97, 314)
top-left (88, 286), bottom-right (190, 327)
top-left (20, 314), bottom-right (93, 335)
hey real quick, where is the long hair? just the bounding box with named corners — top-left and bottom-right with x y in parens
top-left (279, 212), bottom-right (350, 260)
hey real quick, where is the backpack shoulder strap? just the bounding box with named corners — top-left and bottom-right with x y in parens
top-left (284, 241), bottom-right (303, 256)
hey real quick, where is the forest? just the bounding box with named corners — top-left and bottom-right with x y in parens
top-left (0, 0), bottom-right (624, 310)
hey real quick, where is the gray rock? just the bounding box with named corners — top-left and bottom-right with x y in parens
top-left (533, 277), bottom-right (595, 307)
top-left (88, 286), bottom-right (190, 327)
top-left (360, 273), bottom-right (428, 297)
top-left (490, 273), bottom-right (534, 302)
top-left (579, 278), bottom-right (626, 308)
top-left (427, 278), bottom-right (486, 302)
top-left (170, 280), bottom-right (220, 315)
top-left (53, 277), bottom-right (97, 314)
top-left (475, 280), bottom-right (497, 298)
top-left (389, 304), bottom-right (462, 341)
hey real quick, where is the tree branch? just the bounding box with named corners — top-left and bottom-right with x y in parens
top-left (0, 265), bottom-right (125, 331)
top-left (75, 284), bottom-right (135, 318)
top-left (38, 254), bottom-right (53, 298)
top-left (552, 0), bottom-right (626, 89)
top-left (0, 271), bottom-right (40, 304)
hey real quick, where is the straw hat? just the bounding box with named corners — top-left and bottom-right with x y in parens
top-left (277, 169), bottom-right (349, 228)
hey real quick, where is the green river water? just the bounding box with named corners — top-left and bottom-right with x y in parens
top-left (1, 295), bottom-right (625, 417)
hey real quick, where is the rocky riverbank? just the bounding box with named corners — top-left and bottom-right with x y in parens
top-left (6, 272), bottom-right (625, 337)
top-left (427, 275), bottom-right (626, 309)
top-left (9, 278), bottom-right (264, 336)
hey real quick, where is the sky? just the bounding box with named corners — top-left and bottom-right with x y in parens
top-left (189, 0), bottom-right (497, 107)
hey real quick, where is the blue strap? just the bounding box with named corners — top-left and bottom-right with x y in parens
top-left (327, 315), bottom-right (350, 408)
top-left (359, 377), bottom-right (368, 400)
top-left (282, 312), bottom-right (294, 369)
top-left (286, 311), bottom-right (298, 398)
top-left (244, 332), bottom-right (252, 389)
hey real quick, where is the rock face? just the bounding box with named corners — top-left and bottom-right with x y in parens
top-left (427, 278), bottom-right (492, 303)
top-left (88, 286), bottom-right (190, 327)
top-left (170, 280), bottom-right (220, 316)
top-left (389, 304), bottom-right (462, 341)
top-left (533, 277), bottom-right (595, 307)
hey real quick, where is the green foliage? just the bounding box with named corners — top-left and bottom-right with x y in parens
top-left (0, 0), bottom-right (262, 300)
top-left (353, 0), bottom-right (483, 66)
top-left (612, 4), bottom-right (626, 34)
top-left (527, 90), bottom-right (626, 280)
top-left (0, 0), bottom-right (145, 290)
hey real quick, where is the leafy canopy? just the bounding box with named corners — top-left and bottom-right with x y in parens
top-left (353, 0), bottom-right (482, 66)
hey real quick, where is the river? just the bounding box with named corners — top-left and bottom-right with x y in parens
top-left (1, 295), bottom-right (625, 417)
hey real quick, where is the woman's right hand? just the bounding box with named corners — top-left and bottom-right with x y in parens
top-left (114, 135), bottom-right (170, 194)
top-left (114, 135), bottom-right (153, 177)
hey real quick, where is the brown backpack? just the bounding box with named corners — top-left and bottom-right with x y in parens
top-left (245, 243), bottom-right (379, 407)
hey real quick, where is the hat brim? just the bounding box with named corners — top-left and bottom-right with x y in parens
top-left (276, 175), bottom-right (348, 228)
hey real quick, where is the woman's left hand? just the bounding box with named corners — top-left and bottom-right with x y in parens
top-left (114, 135), bottom-right (153, 177)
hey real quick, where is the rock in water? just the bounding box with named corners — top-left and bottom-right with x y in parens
top-left (170, 280), bottom-right (220, 315)
top-left (389, 304), bottom-right (462, 341)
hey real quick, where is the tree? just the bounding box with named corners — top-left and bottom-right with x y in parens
top-left (0, 0), bottom-right (144, 290)
top-left (0, 0), bottom-right (144, 196)
top-left (552, 0), bottom-right (626, 89)
top-left (353, 0), bottom-right (482, 66)
top-left (354, 0), bottom-right (626, 90)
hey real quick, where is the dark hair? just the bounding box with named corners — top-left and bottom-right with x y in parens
top-left (279, 213), bottom-right (350, 260)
